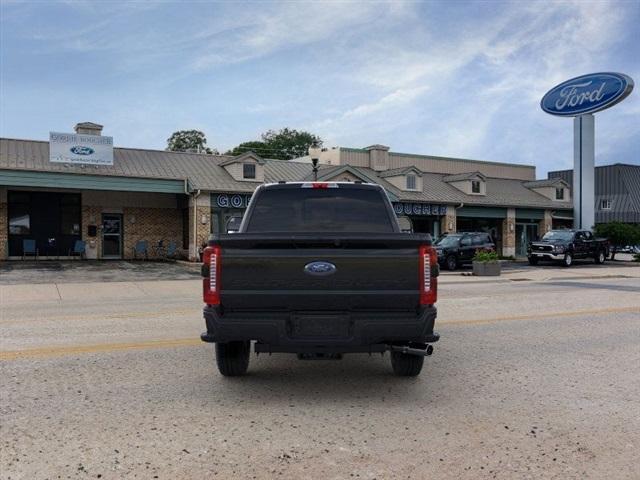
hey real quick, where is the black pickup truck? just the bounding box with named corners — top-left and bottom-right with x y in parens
top-left (527, 230), bottom-right (609, 267)
top-left (200, 182), bottom-right (439, 377)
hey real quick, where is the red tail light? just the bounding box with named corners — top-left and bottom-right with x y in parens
top-left (202, 245), bottom-right (221, 305)
top-left (419, 245), bottom-right (438, 305)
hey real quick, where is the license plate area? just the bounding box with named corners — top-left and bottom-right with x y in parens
top-left (288, 314), bottom-right (352, 340)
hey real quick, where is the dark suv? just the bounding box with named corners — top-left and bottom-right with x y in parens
top-left (435, 232), bottom-right (496, 270)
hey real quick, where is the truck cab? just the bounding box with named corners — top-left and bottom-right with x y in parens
top-left (528, 229), bottom-right (608, 267)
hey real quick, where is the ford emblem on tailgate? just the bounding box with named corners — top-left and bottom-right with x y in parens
top-left (304, 261), bottom-right (336, 276)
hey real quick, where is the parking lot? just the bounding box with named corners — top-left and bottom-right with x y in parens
top-left (1, 261), bottom-right (639, 479)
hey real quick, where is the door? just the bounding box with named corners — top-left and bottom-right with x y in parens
top-left (516, 223), bottom-right (539, 257)
top-left (102, 214), bottom-right (123, 259)
top-left (460, 235), bottom-right (474, 262)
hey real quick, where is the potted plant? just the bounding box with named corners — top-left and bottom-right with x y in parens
top-left (472, 250), bottom-right (501, 276)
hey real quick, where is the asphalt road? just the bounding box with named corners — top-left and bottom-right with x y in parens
top-left (1, 273), bottom-right (639, 479)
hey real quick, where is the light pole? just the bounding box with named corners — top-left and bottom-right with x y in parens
top-left (308, 143), bottom-right (321, 181)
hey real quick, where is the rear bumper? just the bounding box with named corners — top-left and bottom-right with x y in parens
top-left (201, 305), bottom-right (438, 352)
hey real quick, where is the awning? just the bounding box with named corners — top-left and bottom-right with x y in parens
top-left (0, 169), bottom-right (186, 194)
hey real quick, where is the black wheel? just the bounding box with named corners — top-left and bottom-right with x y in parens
top-left (594, 250), bottom-right (606, 264)
top-left (446, 255), bottom-right (457, 271)
top-left (562, 253), bottom-right (573, 267)
top-left (215, 341), bottom-right (250, 376)
top-left (528, 256), bottom-right (539, 266)
top-left (390, 352), bottom-right (424, 376)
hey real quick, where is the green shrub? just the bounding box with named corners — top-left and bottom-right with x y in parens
top-left (473, 250), bottom-right (499, 262)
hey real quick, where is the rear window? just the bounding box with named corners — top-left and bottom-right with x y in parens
top-left (246, 187), bottom-right (394, 233)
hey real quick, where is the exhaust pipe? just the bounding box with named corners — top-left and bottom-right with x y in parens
top-left (389, 344), bottom-right (434, 357)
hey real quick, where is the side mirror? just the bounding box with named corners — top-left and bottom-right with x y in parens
top-left (397, 216), bottom-right (413, 233)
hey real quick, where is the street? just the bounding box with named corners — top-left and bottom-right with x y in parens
top-left (1, 265), bottom-right (639, 479)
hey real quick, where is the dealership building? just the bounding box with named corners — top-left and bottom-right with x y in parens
top-left (1, 123), bottom-right (575, 261)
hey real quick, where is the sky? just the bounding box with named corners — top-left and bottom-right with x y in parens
top-left (1, 0), bottom-right (638, 177)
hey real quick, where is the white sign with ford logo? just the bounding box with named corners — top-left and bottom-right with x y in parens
top-left (49, 132), bottom-right (114, 166)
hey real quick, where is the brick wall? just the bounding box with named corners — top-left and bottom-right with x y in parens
top-left (186, 205), bottom-right (212, 261)
top-left (440, 205), bottom-right (457, 234)
top-left (501, 208), bottom-right (516, 257)
top-left (81, 205), bottom-right (103, 259)
top-left (123, 207), bottom-right (182, 260)
top-left (539, 210), bottom-right (553, 237)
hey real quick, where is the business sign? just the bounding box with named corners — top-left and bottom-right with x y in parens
top-left (393, 202), bottom-right (447, 216)
top-left (49, 132), bottom-right (114, 165)
top-left (214, 193), bottom-right (252, 209)
top-left (540, 72), bottom-right (634, 117)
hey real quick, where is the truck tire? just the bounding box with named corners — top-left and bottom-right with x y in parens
top-left (528, 256), bottom-right (539, 266)
top-left (215, 341), bottom-right (250, 376)
top-left (446, 255), bottom-right (457, 271)
top-left (594, 250), bottom-right (606, 264)
top-left (390, 352), bottom-right (424, 376)
top-left (562, 253), bottom-right (573, 267)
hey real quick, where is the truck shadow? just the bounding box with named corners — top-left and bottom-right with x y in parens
top-left (195, 351), bottom-right (452, 406)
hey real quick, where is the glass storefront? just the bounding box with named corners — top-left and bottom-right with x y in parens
top-left (516, 222), bottom-right (539, 257)
top-left (8, 191), bottom-right (81, 257)
top-left (457, 217), bottom-right (503, 253)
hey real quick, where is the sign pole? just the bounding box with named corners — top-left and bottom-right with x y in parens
top-left (573, 114), bottom-right (595, 229)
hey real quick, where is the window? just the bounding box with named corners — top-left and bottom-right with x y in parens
top-left (247, 188), bottom-right (394, 233)
top-left (600, 199), bottom-right (612, 210)
top-left (472, 235), bottom-right (484, 246)
top-left (243, 163), bottom-right (256, 179)
top-left (460, 236), bottom-right (472, 247)
top-left (555, 188), bottom-right (564, 200)
top-left (8, 192), bottom-right (30, 234)
top-left (471, 180), bottom-right (481, 193)
top-left (406, 174), bottom-right (417, 190)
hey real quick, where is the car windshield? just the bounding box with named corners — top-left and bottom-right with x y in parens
top-left (435, 235), bottom-right (461, 247)
top-left (542, 231), bottom-right (574, 241)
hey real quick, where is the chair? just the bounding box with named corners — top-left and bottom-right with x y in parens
top-left (153, 239), bottom-right (166, 258)
top-left (68, 240), bottom-right (86, 260)
top-left (133, 240), bottom-right (149, 260)
top-left (165, 241), bottom-right (178, 259)
top-left (22, 239), bottom-right (38, 261)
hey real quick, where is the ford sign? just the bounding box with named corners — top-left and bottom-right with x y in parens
top-left (541, 72), bottom-right (634, 116)
top-left (304, 261), bottom-right (337, 276)
top-left (70, 146), bottom-right (95, 155)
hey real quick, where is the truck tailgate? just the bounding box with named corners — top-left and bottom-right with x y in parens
top-left (215, 234), bottom-right (429, 311)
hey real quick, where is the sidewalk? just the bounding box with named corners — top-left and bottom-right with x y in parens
top-left (439, 261), bottom-right (640, 284)
top-left (0, 279), bottom-right (202, 305)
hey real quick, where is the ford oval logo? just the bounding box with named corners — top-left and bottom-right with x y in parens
top-left (304, 261), bottom-right (337, 276)
top-left (70, 146), bottom-right (95, 155)
top-left (541, 72), bottom-right (634, 117)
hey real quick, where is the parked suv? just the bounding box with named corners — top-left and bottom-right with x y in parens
top-left (435, 232), bottom-right (495, 270)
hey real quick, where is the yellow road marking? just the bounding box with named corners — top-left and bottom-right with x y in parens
top-left (1, 305), bottom-right (639, 361)
top-left (0, 309), bottom-right (200, 324)
top-left (0, 338), bottom-right (201, 361)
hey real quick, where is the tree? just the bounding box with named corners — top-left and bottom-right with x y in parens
top-left (225, 141), bottom-right (269, 157)
top-left (594, 222), bottom-right (640, 260)
top-left (167, 130), bottom-right (217, 154)
top-left (226, 128), bottom-right (322, 160)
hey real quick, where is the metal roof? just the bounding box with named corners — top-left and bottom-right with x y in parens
top-left (523, 178), bottom-right (567, 188)
top-left (0, 137), bottom-right (572, 210)
top-left (443, 171), bottom-right (486, 182)
top-left (549, 164), bottom-right (640, 222)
